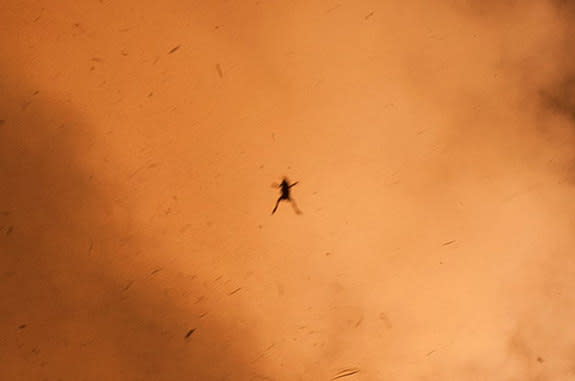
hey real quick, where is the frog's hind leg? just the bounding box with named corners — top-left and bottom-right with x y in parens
top-left (272, 197), bottom-right (282, 215)
top-left (290, 199), bottom-right (302, 215)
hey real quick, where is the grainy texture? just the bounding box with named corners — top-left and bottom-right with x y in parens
top-left (1, 1), bottom-right (575, 380)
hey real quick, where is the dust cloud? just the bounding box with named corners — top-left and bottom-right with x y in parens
top-left (1, 0), bottom-right (575, 380)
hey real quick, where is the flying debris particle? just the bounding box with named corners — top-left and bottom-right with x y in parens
top-left (503, 183), bottom-right (541, 203)
top-left (365, 11), bottom-right (374, 20)
top-left (332, 368), bottom-right (360, 380)
top-left (252, 343), bottom-right (276, 363)
top-left (0, 120), bottom-right (5, 127)
top-left (537, 357), bottom-right (544, 363)
top-left (276, 283), bottom-right (284, 296)
top-left (379, 312), bottom-right (392, 329)
top-left (216, 63), bottom-right (223, 78)
top-left (122, 280), bottom-right (134, 292)
top-left (442, 240), bottom-right (456, 246)
top-left (168, 45), bottom-right (181, 54)
top-left (426, 350), bottom-right (435, 357)
top-left (18, 324), bottom-right (27, 329)
top-left (150, 268), bottom-right (162, 276)
top-left (128, 162), bottom-right (160, 179)
top-left (6, 226), bottom-right (13, 235)
top-left (326, 4), bottom-right (341, 13)
top-left (228, 287), bottom-right (242, 296)
top-left (185, 328), bottom-right (196, 339)
top-left (33, 10), bottom-right (43, 23)
top-left (147, 92), bottom-right (153, 97)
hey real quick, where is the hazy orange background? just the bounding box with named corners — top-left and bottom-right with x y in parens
top-left (2, 1), bottom-right (575, 380)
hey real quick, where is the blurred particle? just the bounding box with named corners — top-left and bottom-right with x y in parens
top-left (228, 287), bottom-right (242, 296)
top-left (442, 240), bottom-right (456, 246)
top-left (33, 9), bottom-right (43, 23)
top-left (332, 368), bottom-right (360, 379)
top-left (326, 4), bottom-right (341, 13)
top-left (18, 324), bottom-right (27, 329)
top-left (379, 313), bottom-right (392, 329)
top-left (216, 64), bottom-right (223, 78)
top-left (252, 343), bottom-right (276, 363)
top-left (365, 11), bottom-right (374, 20)
top-left (168, 45), bottom-right (181, 54)
top-left (122, 280), bottom-right (134, 291)
top-left (185, 328), bottom-right (196, 339)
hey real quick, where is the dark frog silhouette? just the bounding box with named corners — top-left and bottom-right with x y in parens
top-left (271, 177), bottom-right (302, 215)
